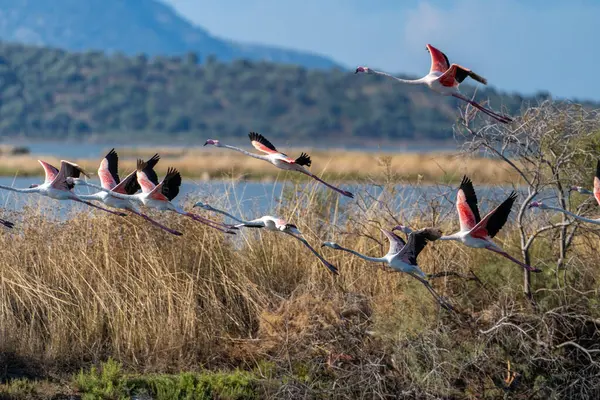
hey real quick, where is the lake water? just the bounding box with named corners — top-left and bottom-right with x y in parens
top-left (0, 176), bottom-right (530, 223)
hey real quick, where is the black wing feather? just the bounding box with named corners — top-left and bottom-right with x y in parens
top-left (398, 228), bottom-right (441, 266)
top-left (248, 132), bottom-right (278, 152)
top-left (124, 154), bottom-right (160, 194)
top-left (460, 175), bottom-right (481, 223)
top-left (485, 192), bottom-right (517, 238)
top-left (161, 167), bottom-right (182, 201)
top-left (596, 159), bottom-right (600, 181)
top-left (295, 152), bottom-right (311, 167)
top-left (104, 148), bottom-right (120, 184)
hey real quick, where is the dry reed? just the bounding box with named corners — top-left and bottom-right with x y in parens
top-left (0, 147), bottom-right (521, 184)
top-left (0, 178), bottom-right (598, 398)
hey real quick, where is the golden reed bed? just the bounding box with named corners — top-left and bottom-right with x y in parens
top-left (0, 146), bottom-right (521, 184)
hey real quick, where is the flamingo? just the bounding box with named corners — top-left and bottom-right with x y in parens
top-left (203, 132), bottom-right (354, 198)
top-left (530, 160), bottom-right (600, 226)
top-left (0, 160), bottom-right (126, 216)
top-left (355, 44), bottom-right (513, 124)
top-left (397, 176), bottom-right (540, 273)
top-left (193, 201), bottom-right (338, 274)
top-left (76, 160), bottom-right (237, 234)
top-left (75, 149), bottom-right (182, 236)
top-left (321, 227), bottom-right (453, 310)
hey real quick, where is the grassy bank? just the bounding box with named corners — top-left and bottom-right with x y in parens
top-left (0, 146), bottom-right (521, 184)
top-left (0, 175), bottom-right (599, 399)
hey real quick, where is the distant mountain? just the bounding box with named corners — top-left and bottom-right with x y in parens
top-left (0, 0), bottom-right (339, 69)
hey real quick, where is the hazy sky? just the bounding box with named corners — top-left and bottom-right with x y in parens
top-left (164, 0), bottom-right (599, 100)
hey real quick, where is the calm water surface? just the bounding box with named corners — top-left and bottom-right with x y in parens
top-left (0, 176), bottom-right (531, 223)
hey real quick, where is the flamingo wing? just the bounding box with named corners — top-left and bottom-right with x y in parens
top-left (438, 64), bottom-right (488, 87)
top-left (51, 160), bottom-right (87, 191)
top-left (249, 132), bottom-right (279, 154)
top-left (381, 228), bottom-right (406, 257)
top-left (98, 148), bottom-right (120, 190)
top-left (594, 159), bottom-right (600, 207)
top-left (113, 154), bottom-right (160, 194)
top-left (159, 167), bottom-right (181, 201)
top-left (136, 159), bottom-right (157, 193)
top-left (427, 44), bottom-right (450, 74)
top-left (38, 160), bottom-right (59, 184)
top-left (470, 192), bottom-right (517, 239)
top-left (397, 228), bottom-right (442, 265)
top-left (457, 176), bottom-right (481, 231)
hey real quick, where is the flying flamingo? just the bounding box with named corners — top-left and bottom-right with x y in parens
top-left (193, 201), bottom-right (338, 274)
top-left (75, 149), bottom-right (182, 236)
top-left (530, 160), bottom-right (600, 226)
top-left (397, 176), bottom-right (540, 273)
top-left (0, 160), bottom-right (126, 216)
top-left (77, 160), bottom-right (237, 234)
top-left (355, 44), bottom-right (513, 124)
top-left (204, 132), bottom-right (354, 198)
top-left (321, 227), bottom-right (454, 310)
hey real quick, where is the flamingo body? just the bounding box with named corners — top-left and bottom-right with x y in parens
top-left (355, 44), bottom-right (512, 124)
top-left (204, 132), bottom-right (353, 198)
top-left (194, 202), bottom-right (338, 274)
top-left (397, 176), bottom-right (540, 273)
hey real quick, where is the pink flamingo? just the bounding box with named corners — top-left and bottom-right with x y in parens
top-left (204, 132), bottom-right (354, 198)
top-left (396, 176), bottom-right (540, 272)
top-left (355, 44), bottom-right (513, 124)
top-left (0, 160), bottom-right (126, 216)
top-left (77, 160), bottom-right (237, 234)
top-left (75, 149), bottom-right (182, 235)
top-left (194, 201), bottom-right (338, 274)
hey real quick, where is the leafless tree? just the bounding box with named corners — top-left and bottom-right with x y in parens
top-left (455, 100), bottom-right (600, 302)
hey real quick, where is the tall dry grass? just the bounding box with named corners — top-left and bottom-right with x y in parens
top-left (1, 176), bottom-right (599, 398)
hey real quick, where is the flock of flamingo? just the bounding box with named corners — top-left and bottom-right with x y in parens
top-left (0, 44), bottom-right (592, 310)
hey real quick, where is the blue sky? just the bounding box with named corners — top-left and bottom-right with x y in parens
top-left (164, 0), bottom-right (599, 100)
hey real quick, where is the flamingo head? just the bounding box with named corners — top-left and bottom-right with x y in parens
top-left (193, 201), bottom-right (214, 211)
top-left (528, 201), bottom-right (547, 209)
top-left (392, 224), bottom-right (411, 234)
top-left (204, 139), bottom-right (221, 147)
top-left (354, 66), bottom-right (370, 74)
top-left (321, 241), bottom-right (342, 250)
top-left (28, 183), bottom-right (39, 188)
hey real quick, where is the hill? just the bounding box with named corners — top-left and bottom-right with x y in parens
top-left (0, 41), bottom-right (560, 143)
top-left (0, 0), bottom-right (338, 69)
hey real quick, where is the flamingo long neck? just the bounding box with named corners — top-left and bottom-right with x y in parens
top-left (370, 70), bottom-right (425, 85)
top-left (543, 205), bottom-right (600, 225)
top-left (0, 184), bottom-right (40, 193)
top-left (336, 246), bottom-right (387, 263)
top-left (220, 144), bottom-right (269, 161)
top-left (205, 206), bottom-right (249, 225)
